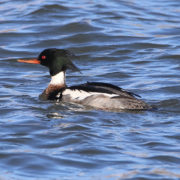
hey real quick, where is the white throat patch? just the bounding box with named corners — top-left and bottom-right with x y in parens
top-left (50, 71), bottom-right (65, 85)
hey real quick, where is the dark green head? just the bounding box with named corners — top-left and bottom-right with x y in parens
top-left (38, 48), bottom-right (79, 76)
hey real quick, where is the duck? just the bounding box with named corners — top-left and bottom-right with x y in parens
top-left (18, 48), bottom-right (151, 111)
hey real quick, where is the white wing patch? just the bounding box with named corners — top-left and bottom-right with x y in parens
top-left (62, 89), bottom-right (118, 101)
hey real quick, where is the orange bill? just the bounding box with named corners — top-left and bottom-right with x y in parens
top-left (18, 59), bottom-right (40, 64)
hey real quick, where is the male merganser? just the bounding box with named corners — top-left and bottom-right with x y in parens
top-left (18, 48), bottom-right (151, 110)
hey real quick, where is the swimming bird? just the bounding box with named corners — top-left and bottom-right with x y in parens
top-left (18, 48), bottom-right (151, 111)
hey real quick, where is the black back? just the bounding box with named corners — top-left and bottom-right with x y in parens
top-left (69, 82), bottom-right (141, 98)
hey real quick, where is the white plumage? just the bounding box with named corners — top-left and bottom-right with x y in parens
top-left (62, 89), bottom-right (119, 101)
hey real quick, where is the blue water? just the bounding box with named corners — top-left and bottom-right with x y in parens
top-left (0, 0), bottom-right (180, 179)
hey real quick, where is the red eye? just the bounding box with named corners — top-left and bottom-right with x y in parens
top-left (41, 55), bottom-right (46, 60)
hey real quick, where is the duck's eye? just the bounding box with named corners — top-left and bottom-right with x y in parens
top-left (41, 55), bottom-right (46, 60)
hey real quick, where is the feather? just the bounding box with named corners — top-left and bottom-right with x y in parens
top-left (68, 81), bottom-right (141, 98)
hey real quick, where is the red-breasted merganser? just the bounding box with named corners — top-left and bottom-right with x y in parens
top-left (18, 48), bottom-right (151, 110)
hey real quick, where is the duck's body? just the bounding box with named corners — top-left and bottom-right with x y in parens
top-left (39, 71), bottom-right (150, 111)
top-left (18, 48), bottom-right (151, 111)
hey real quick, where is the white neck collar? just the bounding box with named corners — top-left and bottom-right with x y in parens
top-left (49, 71), bottom-right (66, 85)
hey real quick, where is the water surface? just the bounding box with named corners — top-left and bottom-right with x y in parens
top-left (0, 0), bottom-right (180, 179)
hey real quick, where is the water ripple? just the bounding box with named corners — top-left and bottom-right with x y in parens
top-left (0, 0), bottom-right (180, 179)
